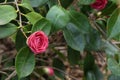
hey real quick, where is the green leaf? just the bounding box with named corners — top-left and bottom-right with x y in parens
top-left (108, 74), bottom-right (120, 80)
top-left (15, 30), bottom-right (27, 51)
top-left (108, 57), bottom-right (120, 76)
top-left (67, 46), bottom-right (80, 65)
top-left (60, 0), bottom-right (73, 8)
top-left (85, 29), bottom-right (103, 51)
top-left (86, 71), bottom-right (96, 80)
top-left (86, 68), bottom-right (104, 80)
top-left (46, 5), bottom-right (70, 31)
top-left (53, 58), bottom-right (65, 80)
top-left (68, 10), bottom-right (91, 34)
top-left (64, 10), bottom-right (102, 51)
top-left (32, 18), bottom-right (51, 35)
top-left (107, 8), bottom-right (120, 39)
top-left (84, 53), bottom-right (95, 74)
top-left (25, 12), bottom-right (43, 25)
top-left (0, 5), bottom-right (17, 25)
top-left (93, 65), bottom-right (104, 80)
top-left (0, 23), bottom-right (17, 39)
top-left (105, 41), bottom-right (119, 56)
top-left (84, 53), bottom-right (103, 80)
top-left (78, 0), bottom-right (95, 5)
top-left (19, 0), bottom-right (34, 11)
top-left (102, 2), bottom-right (117, 15)
top-left (63, 23), bottom-right (86, 52)
top-left (29, 0), bottom-right (48, 7)
top-left (15, 47), bottom-right (35, 78)
top-left (48, 0), bottom-right (73, 8)
top-left (110, 0), bottom-right (120, 4)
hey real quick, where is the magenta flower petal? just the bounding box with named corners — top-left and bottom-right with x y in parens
top-left (91, 0), bottom-right (108, 10)
top-left (27, 31), bottom-right (49, 54)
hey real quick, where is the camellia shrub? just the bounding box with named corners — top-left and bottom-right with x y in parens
top-left (0, 0), bottom-right (120, 80)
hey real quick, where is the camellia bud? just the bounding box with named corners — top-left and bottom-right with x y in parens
top-left (43, 67), bottom-right (54, 76)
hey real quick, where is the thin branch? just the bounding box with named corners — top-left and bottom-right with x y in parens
top-left (2, 55), bottom-right (14, 63)
top-left (57, 0), bottom-right (61, 6)
top-left (36, 58), bottom-right (49, 63)
top-left (14, 0), bottom-right (28, 38)
top-left (109, 41), bottom-right (120, 50)
top-left (14, 0), bottom-right (19, 11)
top-left (0, 2), bottom-right (15, 5)
top-left (4, 0), bottom-right (8, 3)
top-left (33, 71), bottom-right (46, 80)
top-left (88, 13), bottom-right (106, 39)
top-left (1, 67), bottom-right (15, 71)
top-left (33, 71), bottom-right (41, 78)
top-left (53, 67), bottom-right (78, 80)
top-left (0, 54), bottom-right (2, 64)
top-left (0, 71), bottom-right (8, 76)
top-left (5, 70), bottom-right (16, 80)
top-left (93, 20), bottom-right (107, 38)
top-left (14, 19), bottom-right (30, 25)
top-left (88, 13), bottom-right (120, 52)
top-left (97, 52), bottom-right (106, 62)
top-left (112, 41), bottom-right (120, 45)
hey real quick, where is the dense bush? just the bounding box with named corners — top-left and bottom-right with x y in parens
top-left (0, 0), bottom-right (120, 80)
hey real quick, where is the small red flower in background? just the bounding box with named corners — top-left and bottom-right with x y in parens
top-left (44, 67), bottom-right (54, 76)
top-left (27, 31), bottom-right (48, 54)
top-left (91, 0), bottom-right (108, 10)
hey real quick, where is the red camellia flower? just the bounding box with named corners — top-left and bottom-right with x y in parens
top-left (91, 0), bottom-right (108, 10)
top-left (27, 31), bottom-right (48, 54)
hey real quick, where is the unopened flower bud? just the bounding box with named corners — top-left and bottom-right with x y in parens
top-left (43, 67), bottom-right (54, 76)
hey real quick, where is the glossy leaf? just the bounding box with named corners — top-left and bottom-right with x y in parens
top-left (107, 8), bottom-right (120, 39)
top-left (29, 0), bottom-right (48, 7)
top-left (84, 53), bottom-right (95, 74)
top-left (32, 18), bottom-right (51, 35)
top-left (110, 0), bottom-right (120, 4)
top-left (63, 23), bottom-right (86, 52)
top-left (78, 0), bottom-right (95, 5)
top-left (25, 12), bottom-right (43, 25)
top-left (102, 2), bottom-right (117, 15)
top-left (46, 5), bottom-right (70, 31)
top-left (93, 65), bottom-right (104, 80)
top-left (0, 5), bottom-right (17, 25)
top-left (85, 29), bottom-right (103, 51)
top-left (84, 53), bottom-right (103, 80)
top-left (67, 46), bottom-right (81, 65)
top-left (86, 69), bottom-right (103, 80)
top-left (48, 0), bottom-right (73, 8)
top-left (19, 0), bottom-right (34, 11)
top-left (105, 41), bottom-right (119, 56)
top-left (60, 0), bottom-right (73, 8)
top-left (108, 57), bottom-right (120, 76)
top-left (108, 74), bottom-right (120, 80)
top-left (0, 23), bottom-right (17, 39)
top-left (15, 47), bottom-right (35, 78)
top-left (53, 58), bottom-right (65, 80)
top-left (15, 30), bottom-right (26, 51)
top-left (86, 71), bottom-right (96, 80)
top-left (68, 10), bottom-right (91, 34)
